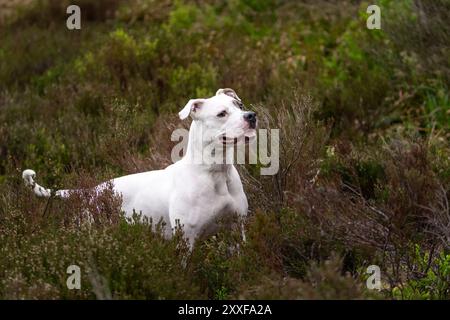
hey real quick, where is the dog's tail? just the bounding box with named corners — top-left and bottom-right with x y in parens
top-left (22, 169), bottom-right (69, 198)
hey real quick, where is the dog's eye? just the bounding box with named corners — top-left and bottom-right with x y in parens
top-left (217, 111), bottom-right (227, 118)
top-left (237, 102), bottom-right (244, 110)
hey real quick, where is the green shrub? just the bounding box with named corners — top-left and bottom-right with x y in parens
top-left (0, 0), bottom-right (448, 300)
top-left (392, 245), bottom-right (450, 300)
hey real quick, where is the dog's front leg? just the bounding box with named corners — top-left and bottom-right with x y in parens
top-left (169, 212), bottom-right (196, 270)
top-left (169, 212), bottom-right (197, 252)
top-left (240, 219), bottom-right (247, 243)
top-left (233, 216), bottom-right (247, 256)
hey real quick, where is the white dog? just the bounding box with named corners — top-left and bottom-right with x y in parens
top-left (22, 88), bottom-right (257, 248)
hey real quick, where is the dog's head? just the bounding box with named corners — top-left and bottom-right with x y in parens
top-left (179, 88), bottom-right (257, 147)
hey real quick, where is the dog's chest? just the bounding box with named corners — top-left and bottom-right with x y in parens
top-left (196, 195), bottom-right (235, 237)
top-left (193, 179), bottom-right (241, 234)
top-left (199, 179), bottom-right (235, 214)
top-left (176, 166), bottom-right (247, 239)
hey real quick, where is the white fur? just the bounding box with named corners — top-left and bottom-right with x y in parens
top-left (22, 89), bottom-right (256, 248)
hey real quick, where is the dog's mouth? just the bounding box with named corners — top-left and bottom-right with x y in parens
top-left (220, 129), bottom-right (256, 145)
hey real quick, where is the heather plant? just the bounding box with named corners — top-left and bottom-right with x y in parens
top-left (0, 0), bottom-right (448, 299)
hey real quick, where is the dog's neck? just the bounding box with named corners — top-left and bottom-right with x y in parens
top-left (183, 121), bottom-right (234, 174)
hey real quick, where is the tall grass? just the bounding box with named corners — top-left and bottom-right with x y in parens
top-left (0, 0), bottom-right (448, 299)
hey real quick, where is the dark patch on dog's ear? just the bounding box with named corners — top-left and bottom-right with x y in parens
top-left (216, 88), bottom-right (241, 102)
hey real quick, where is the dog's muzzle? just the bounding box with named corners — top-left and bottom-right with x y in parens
top-left (244, 112), bottom-right (257, 129)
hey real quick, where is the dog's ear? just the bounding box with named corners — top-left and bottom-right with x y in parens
top-left (179, 98), bottom-right (205, 120)
top-left (216, 88), bottom-right (241, 102)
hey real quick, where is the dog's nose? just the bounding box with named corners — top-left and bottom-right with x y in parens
top-left (244, 112), bottom-right (257, 128)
